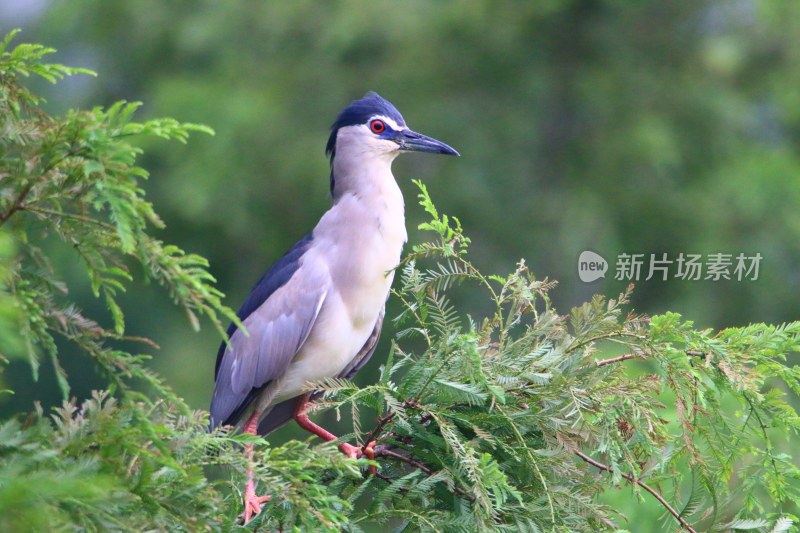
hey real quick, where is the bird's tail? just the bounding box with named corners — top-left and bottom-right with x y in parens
top-left (255, 397), bottom-right (298, 435)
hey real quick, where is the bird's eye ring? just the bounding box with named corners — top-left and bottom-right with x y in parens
top-left (369, 119), bottom-right (386, 134)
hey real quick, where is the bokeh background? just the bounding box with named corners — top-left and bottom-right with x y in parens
top-left (2, 0), bottom-right (798, 526)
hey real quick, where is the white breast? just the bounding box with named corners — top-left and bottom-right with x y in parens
top-left (273, 167), bottom-right (406, 402)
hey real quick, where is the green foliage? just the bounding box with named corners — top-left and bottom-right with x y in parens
top-left (0, 31), bottom-right (231, 398)
top-left (0, 29), bottom-right (94, 86)
top-left (1, 32), bottom-right (798, 532)
top-left (311, 183), bottom-right (798, 531)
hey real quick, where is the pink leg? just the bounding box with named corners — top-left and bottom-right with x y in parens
top-left (293, 394), bottom-right (377, 471)
top-left (241, 410), bottom-right (271, 523)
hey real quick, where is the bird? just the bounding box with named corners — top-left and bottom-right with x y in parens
top-left (209, 92), bottom-right (459, 522)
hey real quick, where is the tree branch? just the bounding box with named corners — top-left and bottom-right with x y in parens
top-left (0, 181), bottom-right (34, 226)
top-left (23, 205), bottom-right (117, 231)
top-left (593, 349), bottom-right (707, 368)
top-left (567, 330), bottom-right (648, 355)
top-left (742, 392), bottom-right (780, 482)
top-left (595, 353), bottom-right (637, 367)
top-left (362, 410), bottom-right (396, 451)
top-left (375, 446), bottom-right (433, 475)
top-left (361, 402), bottom-right (446, 453)
top-left (373, 445), bottom-right (475, 502)
top-left (573, 449), bottom-right (697, 533)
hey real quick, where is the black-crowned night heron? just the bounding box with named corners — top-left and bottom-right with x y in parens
top-left (209, 92), bottom-right (458, 521)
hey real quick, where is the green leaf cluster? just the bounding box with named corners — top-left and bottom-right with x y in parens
top-left (306, 183), bottom-right (798, 531)
top-left (0, 31), bottom-right (232, 399)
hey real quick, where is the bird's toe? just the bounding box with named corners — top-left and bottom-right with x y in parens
top-left (338, 440), bottom-right (379, 474)
top-left (338, 441), bottom-right (361, 459)
top-left (363, 440), bottom-right (378, 475)
top-left (240, 479), bottom-right (271, 523)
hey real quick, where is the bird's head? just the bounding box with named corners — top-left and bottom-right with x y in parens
top-left (326, 92), bottom-right (459, 168)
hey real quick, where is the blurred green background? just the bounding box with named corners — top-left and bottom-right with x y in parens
top-left (2, 0), bottom-right (799, 526)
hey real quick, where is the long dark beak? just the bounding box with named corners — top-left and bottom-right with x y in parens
top-left (397, 129), bottom-right (460, 156)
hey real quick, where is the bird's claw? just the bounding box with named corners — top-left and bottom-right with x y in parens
top-left (240, 479), bottom-right (271, 524)
top-left (364, 441), bottom-right (378, 476)
top-left (339, 440), bottom-right (378, 475)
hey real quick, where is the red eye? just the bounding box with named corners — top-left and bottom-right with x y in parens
top-left (369, 119), bottom-right (386, 134)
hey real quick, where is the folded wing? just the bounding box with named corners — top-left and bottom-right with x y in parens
top-left (210, 234), bottom-right (328, 428)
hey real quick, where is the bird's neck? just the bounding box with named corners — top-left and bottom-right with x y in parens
top-left (323, 151), bottom-right (407, 250)
top-left (331, 151), bottom-right (404, 216)
top-left (318, 152), bottom-right (407, 328)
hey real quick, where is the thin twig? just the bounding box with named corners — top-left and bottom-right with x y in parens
top-left (418, 412), bottom-right (434, 425)
top-left (567, 330), bottom-right (648, 355)
top-left (742, 392), bottom-right (780, 482)
top-left (361, 401), bottom-right (435, 453)
top-left (573, 449), bottom-right (698, 533)
top-left (0, 181), bottom-right (34, 225)
top-left (362, 410), bottom-right (396, 452)
top-left (0, 145), bottom-right (80, 227)
top-left (595, 353), bottom-right (637, 367)
top-left (23, 205), bottom-right (117, 231)
top-left (373, 470), bottom-right (404, 490)
top-left (373, 445), bottom-right (474, 501)
top-left (375, 446), bottom-right (433, 475)
top-left (593, 348), bottom-right (707, 368)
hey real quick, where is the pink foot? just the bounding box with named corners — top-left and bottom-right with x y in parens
top-left (338, 442), bottom-right (361, 459)
top-left (241, 479), bottom-right (271, 523)
top-left (339, 440), bottom-right (378, 475)
top-left (293, 395), bottom-right (378, 474)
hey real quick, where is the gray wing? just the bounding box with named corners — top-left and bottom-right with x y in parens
top-left (210, 262), bottom-right (329, 428)
top-left (255, 308), bottom-right (385, 435)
